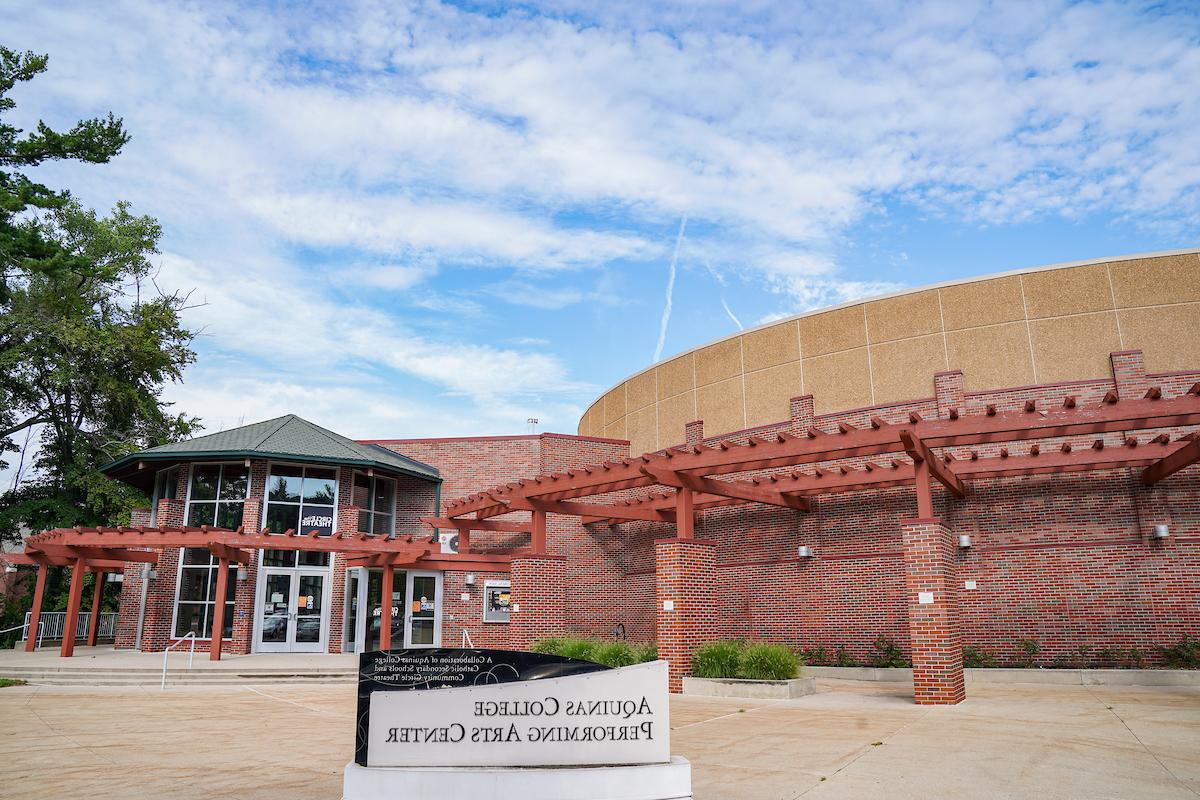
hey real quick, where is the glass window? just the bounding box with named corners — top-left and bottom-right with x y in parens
top-left (268, 465), bottom-right (303, 503)
top-left (265, 464), bottom-right (337, 537)
top-left (186, 464), bottom-right (248, 530)
top-left (354, 472), bottom-right (394, 535)
top-left (173, 548), bottom-right (236, 639)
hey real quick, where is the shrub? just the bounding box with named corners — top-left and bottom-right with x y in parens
top-left (691, 641), bottom-right (745, 678)
top-left (869, 636), bottom-right (909, 668)
top-left (1018, 638), bottom-right (1041, 667)
top-left (738, 644), bottom-right (800, 680)
top-left (962, 646), bottom-right (997, 668)
top-left (800, 646), bottom-right (830, 667)
top-left (592, 641), bottom-right (638, 668)
top-left (632, 643), bottom-right (658, 663)
top-left (1157, 635), bottom-right (1200, 669)
top-left (1126, 647), bottom-right (1145, 669)
top-left (531, 638), bottom-right (564, 656)
top-left (834, 646), bottom-right (858, 667)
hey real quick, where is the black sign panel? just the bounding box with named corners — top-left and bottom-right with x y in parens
top-left (355, 648), bottom-right (609, 766)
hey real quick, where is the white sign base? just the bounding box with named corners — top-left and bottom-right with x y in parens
top-left (343, 756), bottom-right (693, 800)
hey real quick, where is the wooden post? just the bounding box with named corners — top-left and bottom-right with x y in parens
top-left (914, 458), bottom-right (934, 518)
top-left (531, 511), bottom-right (547, 555)
top-left (209, 558), bottom-right (230, 661)
top-left (380, 566), bottom-right (394, 651)
top-left (675, 488), bottom-right (694, 539)
top-left (86, 571), bottom-right (104, 647)
top-left (60, 559), bottom-right (86, 658)
top-left (25, 563), bottom-right (47, 652)
top-left (458, 527), bottom-right (471, 555)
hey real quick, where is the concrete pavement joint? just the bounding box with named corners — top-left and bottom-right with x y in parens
top-left (1085, 685), bottom-right (1200, 798)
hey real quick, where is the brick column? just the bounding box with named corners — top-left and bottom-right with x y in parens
top-left (1111, 350), bottom-right (1147, 400)
top-left (230, 556), bottom-right (258, 654)
top-left (509, 556), bottom-right (567, 650)
top-left (902, 518), bottom-right (965, 705)
top-left (789, 395), bottom-right (814, 433)
top-left (934, 370), bottom-right (965, 419)
top-left (655, 537), bottom-right (716, 693)
top-left (328, 553), bottom-right (347, 654)
top-left (684, 420), bottom-right (704, 447)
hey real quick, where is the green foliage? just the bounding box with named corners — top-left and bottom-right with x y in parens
top-left (868, 635), bottom-right (909, 668)
top-left (1018, 639), bottom-right (1041, 667)
top-left (0, 678), bottom-right (28, 688)
top-left (737, 644), bottom-right (800, 681)
top-left (531, 637), bottom-right (657, 666)
top-left (962, 646), bottom-right (997, 668)
top-left (1156, 635), bottom-right (1200, 669)
top-left (800, 646), bottom-right (830, 667)
top-left (690, 640), bottom-right (744, 678)
top-left (834, 646), bottom-right (858, 667)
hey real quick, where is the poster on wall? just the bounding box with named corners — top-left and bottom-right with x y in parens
top-left (484, 581), bottom-right (511, 623)
top-left (299, 505), bottom-right (335, 536)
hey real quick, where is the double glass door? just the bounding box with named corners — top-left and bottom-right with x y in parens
top-left (345, 568), bottom-right (442, 654)
top-left (259, 569), bottom-right (327, 652)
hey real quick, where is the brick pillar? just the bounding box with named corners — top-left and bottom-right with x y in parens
top-left (141, 547), bottom-right (181, 652)
top-left (902, 518), bottom-right (964, 705)
top-left (934, 370), bottom-right (965, 419)
top-left (114, 561), bottom-right (143, 649)
top-left (789, 395), bottom-right (814, 433)
top-left (509, 556), bottom-right (567, 650)
top-left (684, 420), bottom-right (704, 448)
top-left (655, 537), bottom-right (716, 693)
top-left (328, 553), bottom-right (347, 654)
top-left (230, 556), bottom-right (258, 654)
top-left (1111, 350), bottom-right (1148, 400)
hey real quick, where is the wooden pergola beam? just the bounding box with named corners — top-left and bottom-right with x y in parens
top-left (420, 517), bottom-right (532, 533)
top-left (206, 541), bottom-right (256, 565)
top-left (640, 463), bottom-right (810, 511)
top-left (1141, 433), bottom-right (1200, 485)
top-left (900, 429), bottom-right (967, 498)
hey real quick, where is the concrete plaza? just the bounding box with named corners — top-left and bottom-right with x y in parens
top-left (0, 677), bottom-right (1197, 799)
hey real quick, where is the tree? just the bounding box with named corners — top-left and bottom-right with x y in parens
top-left (0, 47), bottom-right (199, 543)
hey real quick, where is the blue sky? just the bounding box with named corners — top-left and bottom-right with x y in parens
top-left (4, 0), bottom-right (1199, 443)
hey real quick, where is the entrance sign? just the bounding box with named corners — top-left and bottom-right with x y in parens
top-left (355, 649), bottom-right (669, 768)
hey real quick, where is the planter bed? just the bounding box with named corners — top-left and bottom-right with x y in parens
top-left (682, 676), bottom-right (815, 699)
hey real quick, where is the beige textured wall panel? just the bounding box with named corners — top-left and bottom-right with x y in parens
top-left (869, 334), bottom-right (946, 404)
top-left (939, 276), bottom-right (1025, 330)
top-left (657, 391), bottom-right (697, 448)
top-left (1029, 311), bottom-right (1122, 383)
top-left (744, 362), bottom-right (803, 429)
top-left (1108, 254), bottom-right (1200, 308)
top-left (694, 337), bottom-right (743, 387)
top-left (742, 321), bottom-right (800, 371)
top-left (585, 407), bottom-right (602, 436)
top-left (946, 323), bottom-right (1035, 391)
top-left (865, 290), bottom-right (942, 343)
top-left (656, 354), bottom-right (695, 401)
top-left (697, 377), bottom-right (745, 438)
top-left (626, 405), bottom-right (657, 457)
top-left (603, 415), bottom-right (627, 441)
top-left (800, 305), bottom-right (867, 357)
top-left (603, 385), bottom-right (626, 425)
top-left (626, 369), bottom-right (657, 412)
top-left (1118, 303), bottom-right (1200, 374)
top-left (803, 348), bottom-right (872, 415)
top-left (1022, 265), bottom-right (1113, 319)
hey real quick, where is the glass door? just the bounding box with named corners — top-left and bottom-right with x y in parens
top-left (293, 572), bottom-right (326, 652)
top-left (259, 571), bottom-right (293, 652)
top-left (257, 569), bottom-right (327, 652)
top-left (404, 571), bottom-right (442, 648)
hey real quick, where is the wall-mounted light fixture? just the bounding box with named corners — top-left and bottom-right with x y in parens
top-left (464, 573), bottom-right (475, 585)
top-left (959, 535), bottom-right (972, 548)
top-left (797, 545), bottom-right (813, 558)
top-left (105, 572), bottom-right (124, 583)
top-left (1153, 524), bottom-right (1170, 539)
top-left (3, 564), bottom-right (17, 574)
top-left (237, 567), bottom-right (249, 580)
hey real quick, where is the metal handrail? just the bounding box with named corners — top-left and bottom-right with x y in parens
top-left (461, 628), bottom-right (474, 648)
top-left (0, 620), bottom-right (43, 648)
top-left (161, 632), bottom-right (198, 690)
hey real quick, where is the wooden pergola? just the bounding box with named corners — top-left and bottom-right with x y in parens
top-left (5, 524), bottom-right (519, 659)
top-left (434, 384), bottom-right (1200, 539)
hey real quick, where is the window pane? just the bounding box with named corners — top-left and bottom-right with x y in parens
top-left (206, 566), bottom-right (238, 601)
top-left (269, 466), bottom-right (303, 503)
top-left (298, 551), bottom-right (330, 567)
top-left (182, 547), bottom-right (214, 566)
top-left (409, 618), bottom-right (435, 645)
top-left (190, 465), bottom-right (220, 501)
top-left (162, 468), bottom-right (179, 499)
top-left (187, 502), bottom-right (216, 527)
top-left (263, 549), bottom-right (297, 568)
top-left (373, 511), bottom-right (392, 537)
top-left (353, 473), bottom-right (371, 508)
top-left (266, 504), bottom-right (300, 534)
top-left (219, 466), bottom-right (249, 500)
top-left (216, 502), bottom-right (244, 530)
top-left (178, 568), bottom-right (210, 601)
top-left (373, 479), bottom-right (393, 513)
top-left (175, 603), bottom-right (206, 637)
top-left (358, 509), bottom-right (372, 534)
top-left (302, 470), bottom-right (337, 505)
top-left (220, 602), bottom-right (235, 639)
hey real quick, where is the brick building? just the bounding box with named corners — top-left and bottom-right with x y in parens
top-left (6, 249), bottom-right (1200, 704)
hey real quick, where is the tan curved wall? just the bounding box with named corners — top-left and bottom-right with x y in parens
top-left (578, 250), bottom-right (1200, 456)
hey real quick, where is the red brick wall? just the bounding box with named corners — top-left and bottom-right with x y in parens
top-left (656, 539), bottom-right (717, 692)
top-left (903, 518), bottom-right (965, 704)
top-left (509, 556), bottom-right (567, 649)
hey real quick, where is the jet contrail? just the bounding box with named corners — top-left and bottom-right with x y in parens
top-left (654, 217), bottom-right (687, 362)
top-left (721, 296), bottom-right (743, 330)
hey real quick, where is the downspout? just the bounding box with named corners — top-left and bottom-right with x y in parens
top-left (433, 481), bottom-right (442, 551)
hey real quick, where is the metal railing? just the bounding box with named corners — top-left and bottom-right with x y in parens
top-left (1, 621), bottom-right (43, 649)
top-left (20, 611), bottom-right (117, 642)
top-left (161, 631), bottom-right (197, 690)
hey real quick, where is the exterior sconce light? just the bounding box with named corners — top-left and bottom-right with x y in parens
top-left (1153, 524), bottom-right (1170, 539)
top-left (464, 573), bottom-right (475, 585)
top-left (797, 545), bottom-right (813, 558)
top-left (146, 568), bottom-right (157, 581)
top-left (105, 572), bottom-right (124, 583)
top-left (237, 567), bottom-right (249, 580)
top-left (3, 564), bottom-right (17, 573)
top-left (959, 535), bottom-right (972, 548)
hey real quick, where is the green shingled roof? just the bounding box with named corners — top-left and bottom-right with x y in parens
top-left (103, 414), bottom-right (439, 482)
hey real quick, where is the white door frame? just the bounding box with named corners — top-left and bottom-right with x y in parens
top-left (403, 570), bottom-right (443, 649)
top-left (254, 567), bottom-right (331, 653)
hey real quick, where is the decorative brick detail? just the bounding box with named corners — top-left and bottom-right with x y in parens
top-left (789, 395), bottom-right (814, 432)
top-left (902, 518), bottom-right (964, 705)
top-left (509, 556), bottom-right (567, 650)
top-left (684, 420), bottom-right (704, 447)
top-left (656, 538), bottom-right (717, 693)
top-left (1111, 350), bottom-right (1148, 400)
top-left (934, 370), bottom-right (965, 420)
